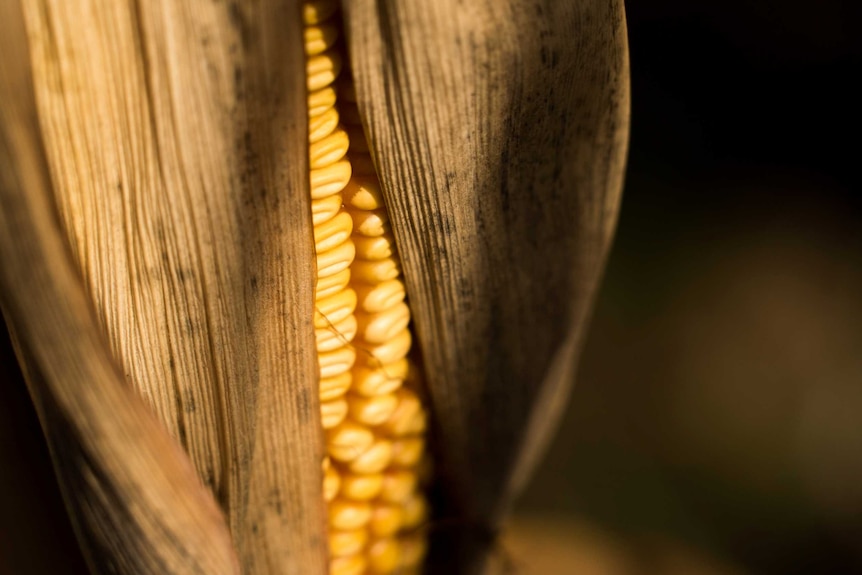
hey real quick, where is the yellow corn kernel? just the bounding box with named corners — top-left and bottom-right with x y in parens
top-left (379, 470), bottom-right (417, 504)
top-left (309, 107), bottom-right (340, 144)
top-left (307, 51), bottom-right (343, 92)
top-left (347, 438), bottom-right (393, 474)
top-left (342, 176), bottom-right (384, 210)
top-left (329, 499), bottom-right (372, 530)
top-left (346, 207), bottom-right (389, 237)
top-left (351, 357), bottom-right (408, 396)
top-left (400, 494), bottom-right (427, 530)
top-left (367, 538), bottom-right (401, 574)
top-left (316, 315), bottom-right (358, 352)
top-left (354, 302), bottom-right (411, 345)
top-left (320, 398), bottom-right (348, 429)
top-left (361, 328), bottom-right (412, 365)
top-left (323, 459), bottom-right (341, 502)
top-left (339, 472), bottom-right (384, 501)
top-left (308, 86), bottom-right (337, 117)
top-left (379, 388), bottom-right (422, 437)
top-left (352, 233), bottom-right (396, 261)
top-left (314, 288), bottom-right (358, 328)
top-left (314, 210), bottom-right (353, 254)
top-left (312, 193), bottom-right (345, 226)
top-left (390, 437), bottom-right (425, 468)
top-left (310, 128), bottom-right (350, 169)
top-left (346, 392), bottom-right (398, 426)
top-left (304, 24), bottom-right (339, 57)
top-left (310, 160), bottom-right (352, 199)
top-left (398, 533), bottom-right (428, 569)
top-left (352, 280), bottom-right (406, 314)
top-left (302, 0), bottom-right (338, 25)
top-left (326, 420), bottom-right (375, 462)
top-left (315, 268), bottom-right (351, 300)
top-left (328, 528), bottom-right (368, 557)
top-left (316, 240), bottom-right (356, 278)
top-left (317, 346), bottom-right (356, 379)
top-left (320, 371), bottom-right (352, 402)
top-left (329, 554), bottom-right (367, 575)
top-left (369, 504), bottom-right (402, 539)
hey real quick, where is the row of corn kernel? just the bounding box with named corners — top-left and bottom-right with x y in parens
top-left (303, 1), bottom-right (429, 573)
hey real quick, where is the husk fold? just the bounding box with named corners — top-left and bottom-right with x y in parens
top-left (344, 0), bottom-right (629, 570)
top-left (0, 0), bottom-right (628, 573)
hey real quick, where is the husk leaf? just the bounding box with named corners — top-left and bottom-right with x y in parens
top-left (3, 0), bottom-right (326, 572)
top-left (344, 0), bottom-right (629, 570)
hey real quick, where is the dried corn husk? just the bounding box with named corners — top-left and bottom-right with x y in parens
top-left (0, 0), bottom-right (629, 573)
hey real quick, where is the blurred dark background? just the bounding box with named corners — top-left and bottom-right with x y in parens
top-left (3, 1), bottom-right (861, 574)
top-left (516, 0), bottom-right (862, 573)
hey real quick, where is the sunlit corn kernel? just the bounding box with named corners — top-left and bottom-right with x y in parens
top-left (329, 498), bottom-right (372, 530)
top-left (351, 358), bottom-right (408, 396)
top-left (390, 437), bottom-right (425, 468)
top-left (352, 280), bottom-right (406, 314)
top-left (398, 533), bottom-right (428, 569)
top-left (323, 460), bottom-right (341, 502)
top-left (314, 210), bottom-right (354, 254)
top-left (350, 257), bottom-right (401, 284)
top-left (307, 51), bottom-right (343, 92)
top-left (367, 538), bottom-right (401, 574)
top-left (346, 208), bottom-right (389, 237)
top-left (312, 194), bottom-right (344, 226)
top-left (315, 268), bottom-right (351, 300)
top-left (343, 176), bottom-right (384, 210)
top-left (347, 438), bottom-right (393, 474)
top-left (304, 24), bottom-right (339, 56)
top-left (352, 233), bottom-right (396, 261)
top-left (316, 240), bottom-right (355, 277)
top-left (379, 387), bottom-right (422, 437)
top-left (302, 0), bottom-right (338, 25)
top-left (310, 160), bottom-right (352, 199)
top-left (315, 288), bottom-right (358, 328)
top-left (309, 107), bottom-right (340, 144)
top-left (355, 303), bottom-right (410, 345)
top-left (316, 314), bottom-right (358, 353)
top-left (369, 504), bottom-right (402, 538)
top-left (379, 470), bottom-right (417, 504)
top-left (402, 408), bottom-right (427, 435)
top-left (348, 153), bottom-right (376, 176)
top-left (308, 86), bottom-right (337, 117)
top-left (346, 392), bottom-right (398, 426)
top-left (360, 328), bottom-right (412, 365)
top-left (339, 472), bottom-right (384, 501)
top-left (327, 420), bottom-right (374, 462)
top-left (320, 371), bottom-right (353, 402)
top-left (400, 494), bottom-right (427, 530)
top-left (328, 528), bottom-right (368, 557)
top-left (330, 554), bottom-right (367, 575)
top-left (310, 128), bottom-right (350, 169)
top-left (320, 398), bottom-right (348, 429)
top-left (318, 346), bottom-right (356, 379)
top-left (344, 124), bottom-right (368, 152)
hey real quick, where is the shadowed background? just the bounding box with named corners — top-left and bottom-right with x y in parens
top-left (2, 0), bottom-right (861, 573)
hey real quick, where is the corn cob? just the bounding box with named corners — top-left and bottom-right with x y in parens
top-left (303, 2), bottom-right (429, 572)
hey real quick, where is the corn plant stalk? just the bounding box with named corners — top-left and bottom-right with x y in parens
top-left (0, 0), bottom-right (629, 572)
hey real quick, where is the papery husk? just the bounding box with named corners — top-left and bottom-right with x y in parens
top-left (2, 0), bottom-right (326, 573)
top-left (344, 0), bottom-right (629, 571)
